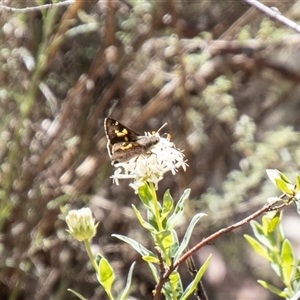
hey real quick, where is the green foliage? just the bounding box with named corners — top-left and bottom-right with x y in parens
top-left (266, 169), bottom-right (294, 196)
top-left (264, 211), bottom-right (281, 234)
top-left (180, 255), bottom-right (211, 300)
top-left (266, 169), bottom-right (300, 215)
top-left (114, 184), bottom-right (208, 299)
top-left (122, 261), bottom-right (136, 295)
top-left (245, 213), bottom-right (298, 299)
top-left (96, 254), bottom-right (115, 294)
top-left (244, 170), bottom-right (300, 299)
top-left (167, 189), bottom-right (190, 229)
top-left (66, 185), bottom-right (208, 299)
top-left (68, 233), bottom-right (137, 300)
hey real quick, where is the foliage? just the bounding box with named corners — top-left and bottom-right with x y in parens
top-left (66, 186), bottom-right (210, 300)
top-left (245, 216), bottom-right (296, 299)
top-left (245, 170), bottom-right (300, 299)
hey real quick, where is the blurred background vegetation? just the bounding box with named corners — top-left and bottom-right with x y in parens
top-left (1, 0), bottom-right (300, 299)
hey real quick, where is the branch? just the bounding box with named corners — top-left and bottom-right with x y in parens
top-left (178, 200), bottom-right (286, 265)
top-left (155, 247), bottom-right (166, 279)
top-left (0, 0), bottom-right (74, 12)
top-left (242, 0), bottom-right (300, 33)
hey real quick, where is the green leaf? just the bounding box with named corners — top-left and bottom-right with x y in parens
top-left (148, 261), bottom-right (159, 282)
top-left (112, 234), bottom-right (156, 258)
top-left (266, 169), bottom-right (280, 185)
top-left (97, 254), bottom-right (115, 292)
top-left (142, 255), bottom-right (160, 264)
top-left (168, 229), bottom-right (179, 257)
top-left (67, 289), bottom-right (87, 300)
top-left (266, 169), bottom-right (290, 185)
top-left (161, 281), bottom-right (174, 300)
top-left (296, 174), bottom-right (300, 193)
top-left (131, 205), bottom-right (157, 233)
top-left (154, 230), bottom-right (174, 253)
top-left (263, 212), bottom-right (280, 233)
top-left (266, 169), bottom-right (294, 194)
top-left (267, 211), bottom-right (280, 233)
top-left (180, 255), bottom-right (212, 300)
top-left (147, 209), bottom-right (159, 231)
top-left (250, 220), bottom-right (274, 249)
top-left (270, 261), bottom-right (282, 279)
top-left (277, 170), bottom-right (291, 184)
top-left (274, 178), bottom-right (294, 195)
top-left (138, 182), bottom-right (153, 209)
top-left (174, 213), bottom-right (206, 261)
top-left (281, 239), bottom-right (295, 285)
top-left (293, 265), bottom-right (300, 292)
top-left (167, 189), bottom-right (190, 229)
top-left (244, 235), bottom-right (271, 261)
top-left (277, 223), bottom-right (285, 245)
top-left (258, 280), bottom-right (287, 297)
top-left (120, 262), bottom-right (135, 300)
top-left (161, 190), bottom-right (174, 221)
top-left (114, 235), bottom-right (159, 291)
top-left (261, 215), bottom-right (268, 236)
top-left (169, 271), bottom-right (183, 299)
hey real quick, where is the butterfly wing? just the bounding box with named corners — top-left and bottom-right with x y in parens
top-left (104, 118), bottom-right (141, 157)
top-left (104, 118), bottom-right (160, 164)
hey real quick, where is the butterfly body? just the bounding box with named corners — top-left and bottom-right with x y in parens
top-left (104, 118), bottom-right (160, 164)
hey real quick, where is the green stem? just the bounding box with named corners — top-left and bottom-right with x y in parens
top-left (148, 183), bottom-right (171, 266)
top-left (83, 240), bottom-right (114, 300)
top-left (83, 239), bottom-right (99, 274)
top-left (149, 182), bottom-right (163, 232)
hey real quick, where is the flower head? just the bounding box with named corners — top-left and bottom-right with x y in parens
top-left (110, 132), bottom-right (187, 193)
top-left (66, 207), bottom-right (98, 241)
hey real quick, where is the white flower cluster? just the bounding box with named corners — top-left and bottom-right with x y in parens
top-left (111, 132), bottom-right (187, 193)
top-left (66, 207), bottom-right (98, 241)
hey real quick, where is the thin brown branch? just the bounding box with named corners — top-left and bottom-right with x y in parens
top-left (155, 247), bottom-right (166, 279)
top-left (178, 201), bottom-right (287, 266)
top-left (242, 0), bottom-right (300, 34)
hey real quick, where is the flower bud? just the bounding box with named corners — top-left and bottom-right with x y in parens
top-left (66, 207), bottom-right (98, 241)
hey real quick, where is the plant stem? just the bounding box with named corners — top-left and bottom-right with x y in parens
top-left (149, 182), bottom-right (163, 231)
top-left (84, 239), bottom-right (99, 274)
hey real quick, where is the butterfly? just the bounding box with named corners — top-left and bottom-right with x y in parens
top-left (104, 118), bottom-right (161, 164)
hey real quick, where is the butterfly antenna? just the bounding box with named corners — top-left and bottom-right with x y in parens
top-left (157, 122), bottom-right (167, 133)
